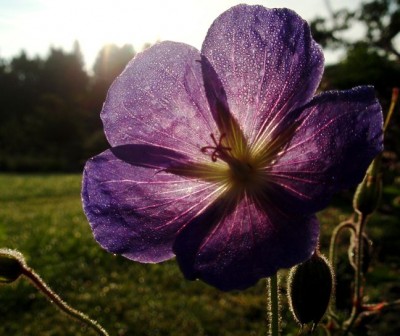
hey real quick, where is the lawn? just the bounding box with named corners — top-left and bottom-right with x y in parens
top-left (0, 174), bottom-right (399, 335)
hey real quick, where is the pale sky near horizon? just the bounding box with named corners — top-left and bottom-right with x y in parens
top-left (0, 0), bottom-right (363, 70)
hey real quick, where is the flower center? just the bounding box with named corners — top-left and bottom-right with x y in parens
top-left (201, 133), bottom-right (263, 192)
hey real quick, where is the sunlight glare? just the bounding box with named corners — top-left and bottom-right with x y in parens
top-left (36, 0), bottom-right (213, 68)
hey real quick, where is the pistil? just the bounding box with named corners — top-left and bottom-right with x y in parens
top-left (201, 133), bottom-right (232, 162)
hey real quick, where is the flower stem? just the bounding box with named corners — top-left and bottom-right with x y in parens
top-left (343, 214), bottom-right (368, 335)
top-left (328, 219), bottom-right (356, 318)
top-left (21, 266), bottom-right (109, 336)
top-left (383, 87), bottom-right (398, 133)
top-left (329, 219), bottom-right (356, 268)
top-left (267, 273), bottom-right (280, 336)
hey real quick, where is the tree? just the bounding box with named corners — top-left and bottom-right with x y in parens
top-left (311, 0), bottom-right (400, 60)
top-left (42, 47), bottom-right (89, 100)
top-left (93, 44), bottom-right (135, 85)
top-left (82, 44), bottom-right (136, 158)
top-left (359, 0), bottom-right (400, 59)
top-left (0, 47), bottom-right (90, 171)
top-left (314, 1), bottom-right (400, 183)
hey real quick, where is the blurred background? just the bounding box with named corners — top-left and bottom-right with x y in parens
top-left (1, 1), bottom-right (399, 335)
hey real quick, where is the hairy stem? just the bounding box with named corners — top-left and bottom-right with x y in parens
top-left (267, 273), bottom-right (280, 336)
top-left (383, 87), bottom-right (399, 133)
top-left (343, 214), bottom-right (368, 335)
top-left (328, 219), bottom-right (356, 318)
top-left (21, 266), bottom-right (109, 336)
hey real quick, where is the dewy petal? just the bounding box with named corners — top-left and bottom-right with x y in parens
top-left (101, 41), bottom-right (217, 160)
top-left (201, 5), bottom-right (324, 145)
top-left (82, 146), bottom-right (225, 263)
top-left (173, 195), bottom-right (319, 291)
top-left (267, 86), bottom-right (383, 215)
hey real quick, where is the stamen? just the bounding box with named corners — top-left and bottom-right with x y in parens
top-left (201, 133), bottom-right (231, 162)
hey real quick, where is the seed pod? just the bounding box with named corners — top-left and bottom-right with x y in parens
top-left (0, 248), bottom-right (26, 284)
top-left (288, 252), bottom-right (334, 327)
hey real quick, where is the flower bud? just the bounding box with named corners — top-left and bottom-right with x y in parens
top-left (0, 249), bottom-right (26, 284)
top-left (288, 252), bottom-right (334, 327)
top-left (353, 157), bottom-right (382, 216)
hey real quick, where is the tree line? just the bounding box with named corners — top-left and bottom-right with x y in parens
top-left (0, 0), bottom-right (399, 172)
top-left (0, 43), bottom-right (135, 171)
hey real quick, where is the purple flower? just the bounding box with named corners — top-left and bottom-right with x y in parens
top-left (82, 5), bottom-right (383, 291)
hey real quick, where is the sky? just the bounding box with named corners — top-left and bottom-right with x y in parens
top-left (0, 0), bottom-right (363, 70)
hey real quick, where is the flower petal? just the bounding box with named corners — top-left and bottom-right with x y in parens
top-left (201, 5), bottom-right (324, 144)
top-left (173, 195), bottom-right (319, 291)
top-left (267, 86), bottom-right (383, 214)
top-left (82, 146), bottom-right (224, 263)
top-left (101, 41), bottom-right (217, 160)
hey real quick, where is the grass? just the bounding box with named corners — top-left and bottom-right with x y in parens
top-left (0, 174), bottom-right (399, 335)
